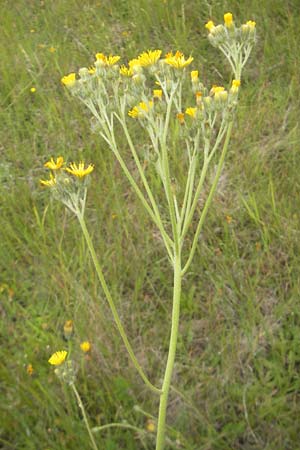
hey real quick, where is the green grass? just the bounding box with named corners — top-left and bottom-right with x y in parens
top-left (1, 0), bottom-right (300, 448)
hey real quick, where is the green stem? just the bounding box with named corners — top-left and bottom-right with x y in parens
top-left (71, 383), bottom-right (99, 450)
top-left (182, 121), bottom-right (233, 276)
top-left (92, 422), bottom-right (144, 434)
top-left (77, 212), bottom-right (161, 395)
top-left (156, 250), bottom-right (182, 450)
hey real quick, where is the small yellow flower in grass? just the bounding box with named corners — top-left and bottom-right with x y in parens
top-left (165, 51), bottom-right (193, 69)
top-left (225, 215), bottom-right (232, 224)
top-left (48, 350), bottom-right (67, 366)
top-left (176, 112), bottom-right (185, 125)
top-left (65, 162), bottom-right (94, 178)
top-left (120, 65), bottom-right (133, 77)
top-left (224, 12), bottom-right (233, 28)
top-left (27, 364), bottom-right (34, 375)
top-left (61, 73), bottom-right (76, 87)
top-left (95, 52), bottom-right (120, 66)
top-left (153, 89), bottom-right (162, 99)
top-left (137, 49), bottom-right (162, 67)
top-left (49, 46), bottom-right (56, 53)
top-left (30, 28), bottom-right (35, 33)
top-left (63, 320), bottom-right (74, 340)
top-left (80, 341), bottom-right (91, 353)
top-left (40, 173), bottom-right (56, 187)
top-left (205, 20), bottom-right (215, 32)
top-left (44, 156), bottom-right (64, 170)
top-left (30, 87), bottom-right (36, 93)
top-left (185, 107), bottom-right (197, 118)
top-left (146, 419), bottom-right (156, 432)
top-left (128, 58), bottom-right (141, 69)
top-left (190, 70), bottom-right (199, 82)
top-left (195, 91), bottom-right (202, 105)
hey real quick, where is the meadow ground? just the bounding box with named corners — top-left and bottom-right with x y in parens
top-left (1, 0), bottom-right (300, 449)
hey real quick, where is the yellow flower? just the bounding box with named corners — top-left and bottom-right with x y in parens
top-left (128, 101), bottom-right (153, 118)
top-left (146, 419), bottom-right (156, 432)
top-left (205, 20), bottom-right (215, 32)
top-left (95, 53), bottom-right (120, 66)
top-left (65, 162), bottom-right (94, 178)
top-left (61, 73), bottom-right (76, 87)
top-left (246, 20), bottom-right (256, 29)
top-left (30, 87), bottom-right (36, 93)
top-left (27, 364), bottom-right (34, 375)
top-left (185, 107), bottom-right (197, 118)
top-left (153, 89), bottom-right (162, 99)
top-left (80, 341), bottom-right (91, 353)
top-left (231, 79), bottom-right (241, 94)
top-left (225, 215), bottom-right (232, 224)
top-left (195, 91), bottom-right (202, 105)
top-left (137, 49), bottom-right (162, 67)
top-left (176, 112), bottom-right (185, 124)
top-left (44, 156), bottom-right (64, 170)
top-left (224, 12), bottom-right (233, 28)
top-left (128, 58), bottom-right (141, 68)
top-left (120, 65), bottom-right (133, 77)
top-left (40, 173), bottom-right (57, 187)
top-left (190, 70), bottom-right (199, 82)
top-left (48, 350), bottom-right (67, 366)
top-left (49, 46), bottom-right (56, 53)
top-left (63, 320), bottom-right (74, 340)
top-left (164, 51), bottom-right (193, 69)
top-left (211, 85), bottom-right (225, 94)
top-left (88, 66), bottom-right (96, 74)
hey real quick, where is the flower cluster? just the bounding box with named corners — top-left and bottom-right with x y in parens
top-left (205, 12), bottom-right (256, 79)
top-left (40, 157), bottom-right (94, 215)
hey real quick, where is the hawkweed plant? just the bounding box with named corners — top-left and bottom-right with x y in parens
top-left (42, 14), bottom-right (256, 450)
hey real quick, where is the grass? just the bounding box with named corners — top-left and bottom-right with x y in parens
top-left (1, 0), bottom-right (300, 448)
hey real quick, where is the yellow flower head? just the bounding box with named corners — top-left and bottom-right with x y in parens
top-left (231, 79), bottom-right (241, 94)
top-left (27, 364), bottom-right (34, 375)
top-left (153, 89), bottom-right (163, 99)
top-left (205, 20), bottom-right (215, 32)
top-left (190, 70), bottom-right (199, 82)
top-left (195, 91), bottom-right (202, 105)
top-left (176, 112), bottom-right (185, 124)
top-left (61, 73), bottom-right (76, 87)
top-left (63, 320), bottom-right (74, 339)
top-left (30, 87), bottom-right (36, 93)
top-left (146, 419), bottom-right (156, 432)
top-left (137, 49), bottom-right (162, 67)
top-left (40, 173), bottom-right (57, 187)
top-left (185, 107), bottom-right (197, 118)
top-left (48, 350), bottom-right (67, 366)
top-left (120, 65), bottom-right (133, 77)
top-left (80, 341), bottom-right (91, 353)
top-left (88, 66), bottom-right (96, 74)
top-left (246, 20), bottom-right (256, 29)
top-left (164, 51), bottom-right (193, 69)
top-left (95, 53), bottom-right (120, 66)
top-left (211, 85), bottom-right (225, 94)
top-left (128, 58), bottom-right (141, 69)
top-left (128, 101), bottom-right (153, 118)
top-left (44, 156), bottom-right (64, 170)
top-left (65, 162), bottom-right (94, 178)
top-left (224, 12), bottom-right (233, 28)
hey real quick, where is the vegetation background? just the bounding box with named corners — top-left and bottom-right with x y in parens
top-left (1, 0), bottom-right (300, 448)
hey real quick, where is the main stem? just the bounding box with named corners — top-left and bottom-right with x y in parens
top-left (156, 250), bottom-right (182, 450)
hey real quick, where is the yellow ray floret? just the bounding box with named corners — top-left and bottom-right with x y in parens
top-left (44, 156), bottom-right (64, 170)
top-left (95, 52), bottom-right (120, 66)
top-left (137, 50), bottom-right (162, 67)
top-left (164, 51), bottom-right (193, 69)
top-left (128, 101), bottom-right (153, 118)
top-left (205, 20), bottom-right (215, 32)
top-left (120, 65), bottom-right (133, 76)
top-left (246, 20), bottom-right (256, 29)
top-left (224, 12), bottom-right (233, 28)
top-left (190, 70), bottom-right (199, 82)
top-left (153, 89), bottom-right (163, 99)
top-left (65, 162), bottom-right (94, 178)
top-left (61, 73), bottom-right (76, 87)
top-left (48, 350), bottom-right (67, 366)
top-left (40, 173), bottom-right (56, 187)
top-left (185, 107), bottom-right (197, 118)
